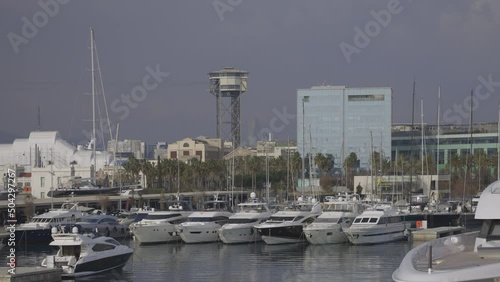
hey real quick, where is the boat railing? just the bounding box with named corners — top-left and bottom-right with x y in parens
top-left (408, 231), bottom-right (479, 272)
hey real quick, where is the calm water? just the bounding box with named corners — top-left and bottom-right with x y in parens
top-left (5, 239), bottom-right (414, 282)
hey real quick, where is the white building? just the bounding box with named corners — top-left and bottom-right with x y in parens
top-left (256, 141), bottom-right (297, 159)
top-left (0, 131), bottom-right (115, 198)
top-left (107, 139), bottom-right (146, 159)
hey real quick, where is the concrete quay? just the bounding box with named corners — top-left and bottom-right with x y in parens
top-left (0, 267), bottom-right (61, 282)
top-left (412, 226), bottom-right (466, 242)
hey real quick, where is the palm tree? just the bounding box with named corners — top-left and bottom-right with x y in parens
top-left (122, 157), bottom-right (141, 184)
top-left (344, 152), bottom-right (358, 190)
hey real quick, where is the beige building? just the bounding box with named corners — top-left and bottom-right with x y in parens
top-left (256, 141), bottom-right (297, 158)
top-left (167, 137), bottom-right (223, 162)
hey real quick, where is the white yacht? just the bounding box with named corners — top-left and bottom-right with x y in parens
top-left (393, 179), bottom-right (500, 282)
top-left (344, 203), bottom-right (410, 245)
top-left (254, 199), bottom-right (322, 245)
top-left (130, 202), bottom-right (193, 244)
top-left (218, 193), bottom-right (272, 244)
top-left (14, 202), bottom-right (89, 244)
top-left (41, 226), bottom-right (133, 278)
top-left (304, 194), bottom-right (365, 244)
top-left (176, 200), bottom-right (233, 244)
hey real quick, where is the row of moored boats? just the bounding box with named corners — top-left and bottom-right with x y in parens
top-left (128, 192), bottom-right (411, 246)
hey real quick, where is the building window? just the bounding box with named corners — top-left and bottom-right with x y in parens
top-left (196, 151), bottom-right (202, 157)
top-left (41, 177), bottom-right (45, 188)
top-left (183, 151), bottom-right (189, 156)
top-left (170, 151), bottom-right (177, 159)
top-left (57, 177), bottom-right (61, 186)
top-left (348, 95), bottom-right (385, 102)
top-left (183, 142), bottom-right (189, 148)
top-left (41, 192), bottom-right (45, 199)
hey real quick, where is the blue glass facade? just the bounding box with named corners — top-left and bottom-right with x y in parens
top-left (297, 86), bottom-right (392, 169)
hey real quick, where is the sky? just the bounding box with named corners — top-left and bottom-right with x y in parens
top-left (2, 0), bottom-right (500, 147)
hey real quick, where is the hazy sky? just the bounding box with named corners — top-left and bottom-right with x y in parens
top-left (2, 0), bottom-right (500, 147)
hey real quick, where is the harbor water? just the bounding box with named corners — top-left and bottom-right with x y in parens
top-left (4, 238), bottom-right (413, 282)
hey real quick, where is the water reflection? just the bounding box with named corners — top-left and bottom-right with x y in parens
top-left (4, 238), bottom-right (413, 282)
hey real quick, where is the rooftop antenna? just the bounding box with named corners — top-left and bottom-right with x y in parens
top-left (37, 106), bottom-right (41, 131)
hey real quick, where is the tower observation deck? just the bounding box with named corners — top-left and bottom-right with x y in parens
top-left (208, 67), bottom-right (248, 152)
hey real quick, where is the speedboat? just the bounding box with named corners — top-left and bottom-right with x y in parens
top-left (13, 201), bottom-right (89, 244)
top-left (130, 201), bottom-right (193, 244)
top-left (304, 194), bottom-right (365, 244)
top-left (47, 177), bottom-right (120, 197)
top-left (218, 193), bottom-right (272, 244)
top-left (76, 214), bottom-right (129, 239)
top-left (393, 179), bottom-right (500, 282)
top-left (344, 202), bottom-right (410, 245)
top-left (254, 198), bottom-right (322, 245)
top-left (41, 226), bottom-right (133, 278)
top-left (176, 199), bottom-right (233, 244)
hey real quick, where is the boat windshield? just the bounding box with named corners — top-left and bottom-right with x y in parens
top-left (145, 214), bottom-right (182, 220)
top-left (268, 216), bottom-right (295, 222)
top-left (226, 218), bottom-right (259, 224)
top-left (313, 218), bottom-right (340, 223)
top-left (81, 218), bottom-right (100, 223)
top-left (353, 217), bottom-right (378, 224)
top-left (187, 217), bottom-right (226, 222)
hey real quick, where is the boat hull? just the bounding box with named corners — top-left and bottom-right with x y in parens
top-left (177, 223), bottom-right (221, 244)
top-left (69, 252), bottom-right (133, 278)
top-left (218, 225), bottom-right (261, 244)
top-left (256, 225), bottom-right (306, 245)
top-left (345, 224), bottom-right (408, 245)
top-left (48, 187), bottom-right (120, 197)
top-left (13, 228), bottom-right (53, 243)
top-left (303, 225), bottom-right (347, 244)
top-left (132, 223), bottom-right (179, 244)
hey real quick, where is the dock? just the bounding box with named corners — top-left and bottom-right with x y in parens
top-left (412, 226), bottom-right (465, 242)
top-left (0, 267), bottom-right (62, 282)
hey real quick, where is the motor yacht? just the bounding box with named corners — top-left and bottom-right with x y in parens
top-left (254, 198), bottom-right (322, 245)
top-left (176, 199), bottom-right (233, 243)
top-left (130, 201), bottom-right (193, 244)
top-left (344, 203), bottom-right (410, 245)
top-left (41, 226), bottom-right (133, 278)
top-left (13, 201), bottom-right (89, 244)
top-left (218, 193), bottom-right (272, 244)
top-left (304, 194), bottom-right (365, 244)
top-left (76, 214), bottom-right (129, 239)
top-left (393, 179), bottom-right (500, 282)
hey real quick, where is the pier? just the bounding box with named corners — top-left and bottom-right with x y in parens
top-left (0, 267), bottom-right (62, 282)
top-left (411, 226), bottom-right (465, 242)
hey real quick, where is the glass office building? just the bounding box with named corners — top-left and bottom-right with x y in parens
top-left (297, 85), bottom-right (392, 169)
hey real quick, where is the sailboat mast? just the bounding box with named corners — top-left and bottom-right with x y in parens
top-left (370, 130), bottom-right (374, 200)
top-left (90, 27), bottom-right (97, 182)
top-left (436, 87), bottom-right (440, 200)
top-left (498, 104), bottom-right (500, 180)
top-left (421, 98), bottom-right (424, 189)
top-left (409, 79), bottom-right (415, 212)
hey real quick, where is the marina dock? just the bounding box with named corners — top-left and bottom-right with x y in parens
top-left (411, 226), bottom-right (465, 242)
top-left (0, 267), bottom-right (61, 282)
